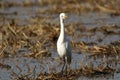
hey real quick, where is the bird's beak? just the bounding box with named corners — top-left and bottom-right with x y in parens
top-left (64, 15), bottom-right (67, 19)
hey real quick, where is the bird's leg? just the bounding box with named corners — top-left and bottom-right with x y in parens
top-left (68, 64), bottom-right (71, 75)
top-left (61, 58), bottom-right (66, 75)
top-left (65, 57), bottom-right (68, 76)
top-left (65, 63), bottom-right (67, 76)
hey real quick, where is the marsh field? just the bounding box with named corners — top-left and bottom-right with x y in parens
top-left (0, 0), bottom-right (120, 80)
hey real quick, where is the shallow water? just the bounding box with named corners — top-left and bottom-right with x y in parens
top-left (0, 51), bottom-right (119, 80)
top-left (0, 0), bottom-right (120, 80)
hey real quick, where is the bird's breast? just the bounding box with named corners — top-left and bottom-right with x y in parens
top-left (57, 42), bottom-right (67, 58)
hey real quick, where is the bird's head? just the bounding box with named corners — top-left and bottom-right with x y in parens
top-left (60, 13), bottom-right (67, 20)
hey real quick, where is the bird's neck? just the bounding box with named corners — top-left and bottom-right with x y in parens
top-left (59, 18), bottom-right (65, 42)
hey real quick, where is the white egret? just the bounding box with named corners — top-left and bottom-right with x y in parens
top-left (57, 13), bottom-right (72, 74)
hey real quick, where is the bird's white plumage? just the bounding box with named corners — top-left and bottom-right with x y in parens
top-left (57, 13), bottom-right (71, 65)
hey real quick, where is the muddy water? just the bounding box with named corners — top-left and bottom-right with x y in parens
top-left (0, 1), bottom-right (120, 80)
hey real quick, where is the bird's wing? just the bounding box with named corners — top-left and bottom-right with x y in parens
top-left (65, 40), bottom-right (72, 64)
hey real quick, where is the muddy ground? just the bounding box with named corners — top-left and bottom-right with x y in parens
top-left (0, 0), bottom-right (120, 80)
